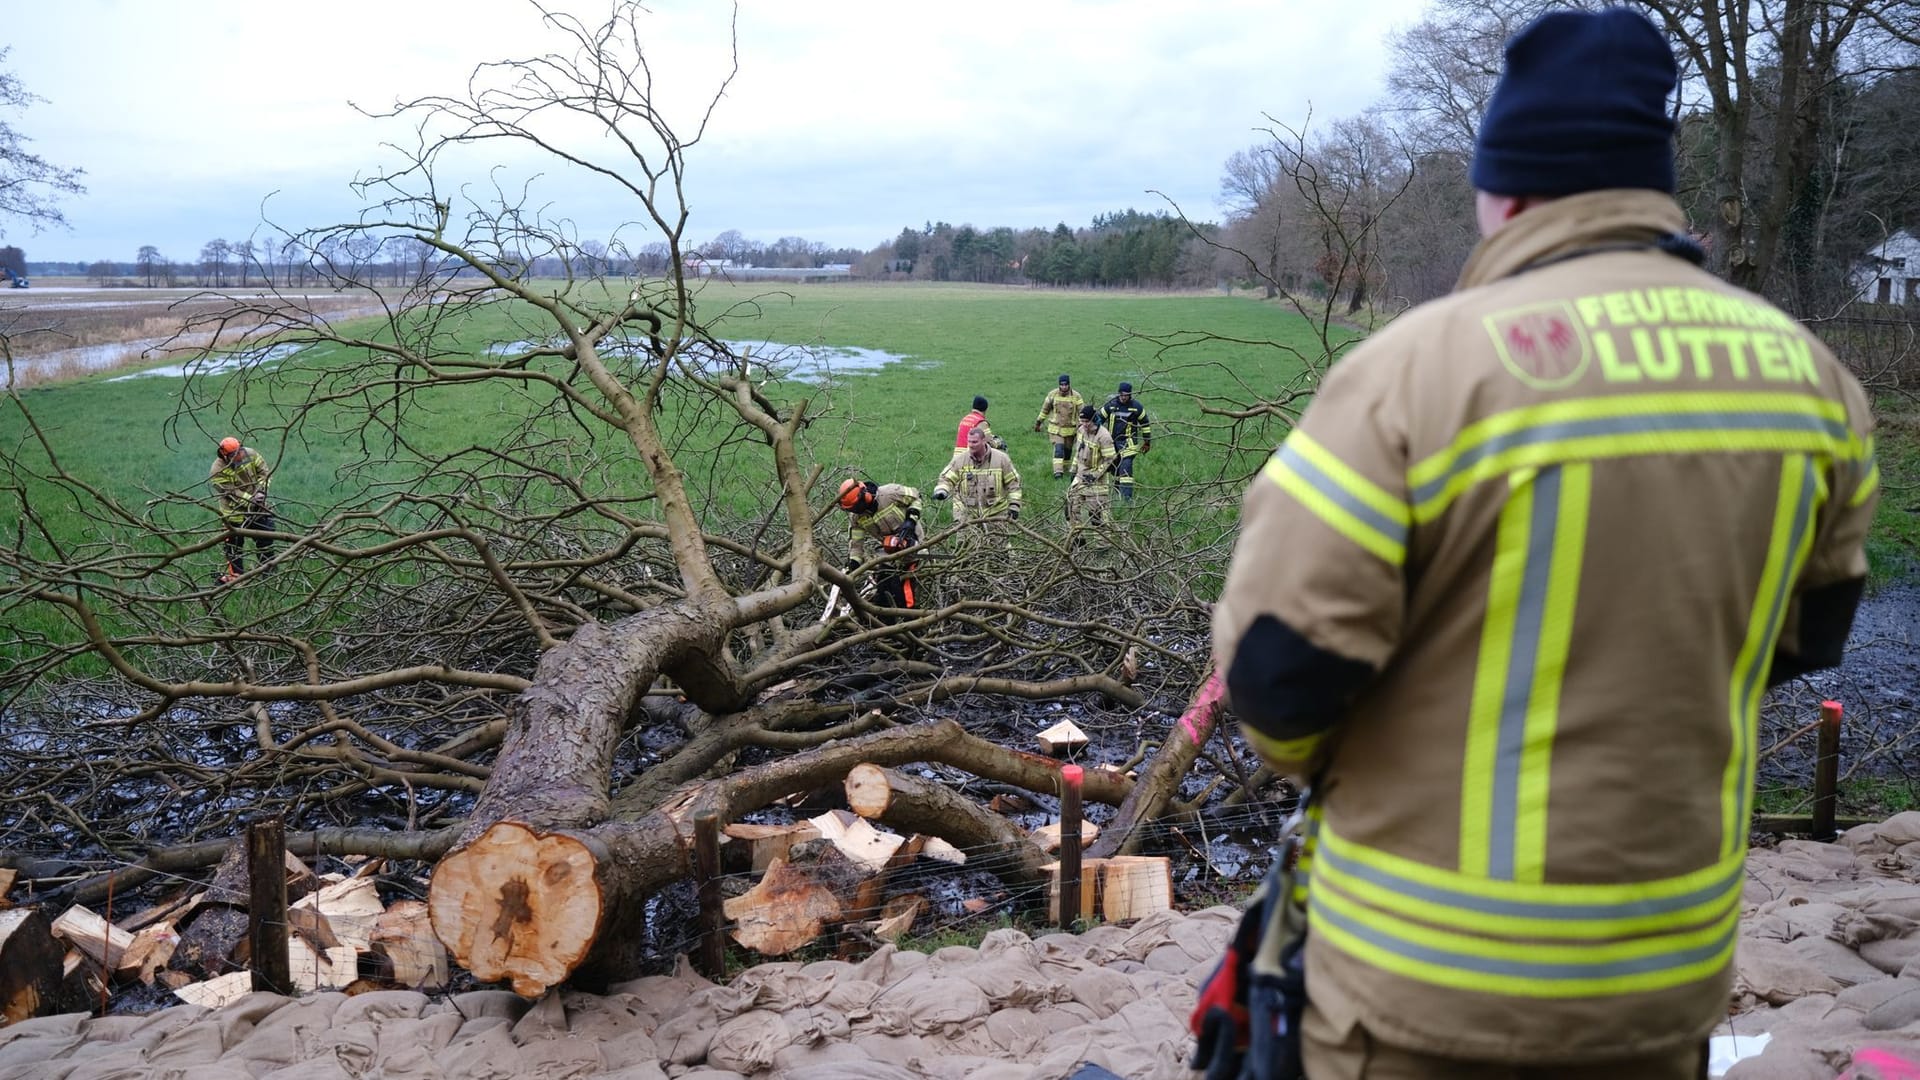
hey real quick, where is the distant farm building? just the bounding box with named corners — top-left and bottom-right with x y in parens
top-left (1853, 230), bottom-right (1920, 305)
top-left (682, 256), bottom-right (851, 281)
top-left (684, 255), bottom-right (736, 277)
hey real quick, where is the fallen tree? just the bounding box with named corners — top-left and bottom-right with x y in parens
top-left (0, 3), bottom-right (1254, 1001)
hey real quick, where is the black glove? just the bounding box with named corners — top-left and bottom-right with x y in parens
top-left (845, 559), bottom-right (860, 573)
top-left (1009, 506), bottom-right (1021, 521)
top-left (933, 490), bottom-right (949, 501)
top-left (892, 523), bottom-right (918, 548)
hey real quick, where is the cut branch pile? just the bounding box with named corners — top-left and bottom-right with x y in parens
top-left (1, 845), bottom-right (448, 1022)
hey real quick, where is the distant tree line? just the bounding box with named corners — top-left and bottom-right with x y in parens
top-left (27, 213), bottom-right (1232, 291)
top-left (855, 211), bottom-right (1222, 289)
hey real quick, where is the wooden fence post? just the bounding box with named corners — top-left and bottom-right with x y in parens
top-left (692, 809), bottom-right (727, 978)
top-left (1059, 764), bottom-right (1084, 930)
top-left (1813, 700), bottom-right (1844, 840)
top-left (247, 816), bottom-right (290, 995)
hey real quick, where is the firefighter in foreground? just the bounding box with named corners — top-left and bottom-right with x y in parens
top-left (209, 436), bottom-right (276, 584)
top-left (1067, 404), bottom-right (1116, 531)
top-left (1034, 373), bottom-right (1085, 479)
top-left (1199, 9), bottom-right (1878, 1079)
top-left (1101, 381), bottom-right (1151, 502)
top-left (836, 478), bottom-right (922, 611)
top-left (935, 425), bottom-right (1023, 524)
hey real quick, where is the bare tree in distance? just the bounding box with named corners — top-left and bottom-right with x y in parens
top-left (1134, 112), bottom-right (1415, 508)
top-left (0, 48), bottom-right (85, 237)
top-left (136, 245), bottom-right (163, 288)
top-left (1382, 0), bottom-right (1603, 158)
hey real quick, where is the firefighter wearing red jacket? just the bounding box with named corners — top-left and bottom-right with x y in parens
top-left (953, 395), bottom-right (1005, 458)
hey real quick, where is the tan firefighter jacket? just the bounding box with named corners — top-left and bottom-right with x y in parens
top-left (1072, 424), bottom-right (1116, 492)
top-left (209, 447), bottom-right (272, 527)
top-left (1037, 387), bottom-right (1085, 438)
top-left (848, 484), bottom-right (921, 562)
top-left (936, 448), bottom-right (1023, 520)
top-left (1212, 190), bottom-right (1879, 1064)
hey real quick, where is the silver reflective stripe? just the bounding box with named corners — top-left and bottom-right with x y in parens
top-left (1733, 455), bottom-right (1819, 830)
top-left (1487, 466), bottom-right (1562, 879)
top-left (1275, 443), bottom-right (1408, 548)
top-left (1314, 898), bottom-right (1736, 979)
top-left (1412, 409), bottom-right (1850, 507)
top-left (1314, 839), bottom-right (1742, 921)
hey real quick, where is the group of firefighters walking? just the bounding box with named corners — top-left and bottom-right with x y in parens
top-left (206, 375), bottom-right (1149, 600)
top-left (833, 374), bottom-right (1153, 615)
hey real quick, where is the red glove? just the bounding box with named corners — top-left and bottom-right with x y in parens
top-left (1189, 882), bottom-right (1271, 1078)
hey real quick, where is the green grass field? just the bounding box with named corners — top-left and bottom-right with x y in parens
top-left (3, 279), bottom-right (1914, 642)
top-left (2, 282), bottom-right (1332, 548)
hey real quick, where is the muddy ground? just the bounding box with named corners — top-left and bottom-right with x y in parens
top-left (6, 582), bottom-right (1914, 1018)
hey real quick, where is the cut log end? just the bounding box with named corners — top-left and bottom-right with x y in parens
top-left (428, 822), bottom-right (604, 997)
top-left (844, 763), bottom-right (895, 819)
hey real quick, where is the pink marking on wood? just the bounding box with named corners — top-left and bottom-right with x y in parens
top-left (1179, 670), bottom-right (1226, 746)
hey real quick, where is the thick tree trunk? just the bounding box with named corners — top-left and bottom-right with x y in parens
top-left (430, 718), bottom-right (1135, 995)
top-left (459, 608), bottom-right (728, 842)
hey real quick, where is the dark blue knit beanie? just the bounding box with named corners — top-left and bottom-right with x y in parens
top-left (1470, 8), bottom-right (1677, 196)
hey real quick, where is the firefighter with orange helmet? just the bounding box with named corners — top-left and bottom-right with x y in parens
top-left (836, 478), bottom-right (922, 611)
top-left (209, 436), bottom-right (275, 584)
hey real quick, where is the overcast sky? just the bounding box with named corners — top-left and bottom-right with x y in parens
top-left (3, 0), bottom-right (1430, 264)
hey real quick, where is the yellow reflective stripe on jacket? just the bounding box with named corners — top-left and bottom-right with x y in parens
top-left (1262, 431), bottom-right (1410, 565)
top-left (1459, 464), bottom-right (1590, 881)
top-left (1311, 821), bottom-right (1743, 997)
top-left (1849, 438), bottom-right (1879, 509)
top-left (1721, 454), bottom-right (1823, 857)
top-left (1245, 727), bottom-right (1329, 775)
top-left (1311, 876), bottom-right (1739, 998)
top-left (1407, 392), bottom-right (1861, 522)
top-left (1315, 823), bottom-right (1744, 940)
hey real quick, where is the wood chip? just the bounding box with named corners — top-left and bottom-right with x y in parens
top-left (806, 809), bottom-right (906, 874)
top-left (293, 876), bottom-right (383, 952)
top-left (172, 970), bottom-right (253, 1008)
top-left (1037, 720), bottom-right (1090, 755)
top-left (1029, 820), bottom-right (1100, 853)
top-left (50, 905), bottom-right (136, 970)
top-left (920, 837), bottom-right (967, 865)
top-left (870, 894), bottom-right (927, 943)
